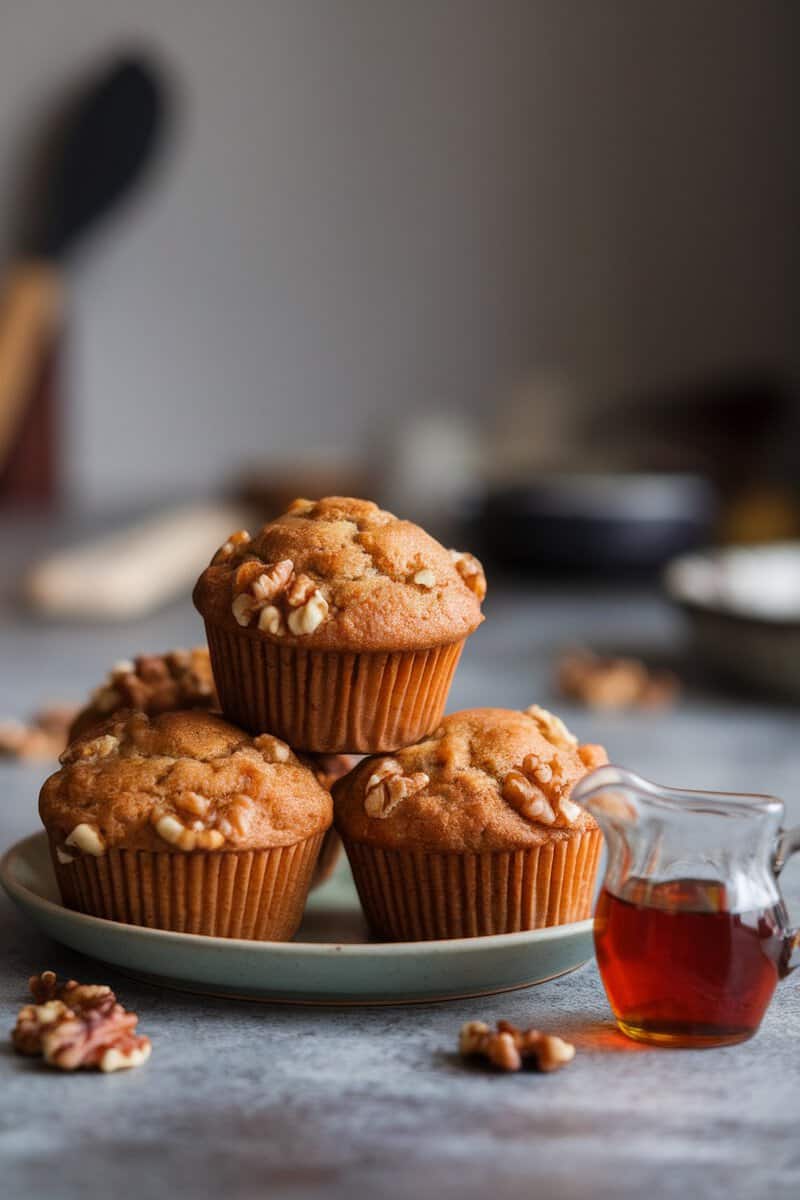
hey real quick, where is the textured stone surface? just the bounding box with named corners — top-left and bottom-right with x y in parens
top-left (1, 517), bottom-right (799, 1199)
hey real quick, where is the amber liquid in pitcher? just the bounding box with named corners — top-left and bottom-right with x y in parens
top-left (594, 878), bottom-right (788, 1047)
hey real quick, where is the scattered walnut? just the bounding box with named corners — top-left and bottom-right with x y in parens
top-left (458, 1019), bottom-right (575, 1073)
top-left (12, 973), bottom-right (151, 1072)
top-left (557, 647), bottom-right (679, 711)
top-left (0, 704), bottom-right (79, 762)
top-left (364, 760), bottom-right (429, 818)
top-left (449, 550), bottom-right (487, 602)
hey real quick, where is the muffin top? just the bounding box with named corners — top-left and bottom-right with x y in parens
top-left (69, 648), bottom-right (218, 741)
top-left (192, 496), bottom-right (486, 653)
top-left (333, 706), bottom-right (607, 852)
top-left (40, 710), bottom-right (332, 859)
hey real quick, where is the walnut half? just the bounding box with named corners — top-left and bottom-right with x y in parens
top-left (364, 760), bottom-right (430, 818)
top-left (459, 1019), bottom-right (575, 1073)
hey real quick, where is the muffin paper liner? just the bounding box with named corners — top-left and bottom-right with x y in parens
top-left (310, 829), bottom-right (341, 889)
top-left (50, 832), bottom-right (324, 941)
top-left (205, 622), bottom-right (465, 753)
top-left (341, 828), bottom-right (603, 940)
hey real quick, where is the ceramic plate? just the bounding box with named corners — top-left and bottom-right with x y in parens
top-left (1, 832), bottom-right (595, 1005)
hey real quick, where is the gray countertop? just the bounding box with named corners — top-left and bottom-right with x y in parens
top-left (1, 517), bottom-right (799, 1200)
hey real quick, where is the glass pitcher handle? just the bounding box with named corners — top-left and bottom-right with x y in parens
top-left (774, 824), bottom-right (800, 875)
top-left (774, 824), bottom-right (800, 969)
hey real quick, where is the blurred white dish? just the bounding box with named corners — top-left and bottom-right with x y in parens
top-left (665, 542), bottom-right (800, 700)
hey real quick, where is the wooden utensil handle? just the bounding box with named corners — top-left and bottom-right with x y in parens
top-left (0, 261), bottom-right (63, 472)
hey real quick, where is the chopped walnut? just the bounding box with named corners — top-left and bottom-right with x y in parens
top-left (557, 647), bottom-right (679, 711)
top-left (364, 759), bottom-right (429, 818)
top-left (449, 550), bottom-right (487, 602)
top-left (61, 732), bottom-right (118, 766)
top-left (524, 704), bottom-right (577, 750)
top-left (12, 973), bottom-right (151, 1073)
top-left (152, 812), bottom-right (225, 851)
top-left (152, 782), bottom-right (256, 849)
top-left (286, 572), bottom-right (317, 608)
top-left (502, 742), bottom-right (582, 828)
top-left (253, 733), bottom-right (291, 763)
top-left (64, 823), bottom-right (106, 857)
top-left (253, 560), bottom-right (295, 603)
top-left (232, 592), bottom-right (258, 626)
top-left (459, 1019), bottom-right (575, 1073)
top-left (212, 529), bottom-right (252, 565)
top-left (287, 588), bottom-right (329, 635)
top-left (578, 743), bottom-right (609, 771)
top-left (257, 604), bottom-right (286, 635)
top-left (228, 555), bottom-right (330, 638)
top-left (412, 568), bottom-right (436, 589)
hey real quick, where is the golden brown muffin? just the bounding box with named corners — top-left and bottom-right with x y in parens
top-left (41, 710), bottom-right (332, 940)
top-left (304, 754), bottom-right (362, 888)
top-left (193, 497), bottom-right (486, 752)
top-left (333, 705), bottom-right (607, 941)
top-left (69, 648), bottom-right (218, 742)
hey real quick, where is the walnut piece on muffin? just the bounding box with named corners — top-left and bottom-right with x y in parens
top-left (69, 647), bottom-right (218, 742)
top-left (193, 497), bottom-right (486, 654)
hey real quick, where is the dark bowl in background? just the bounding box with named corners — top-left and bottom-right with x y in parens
top-left (479, 472), bottom-right (717, 575)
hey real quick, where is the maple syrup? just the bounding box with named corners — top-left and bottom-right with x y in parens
top-left (594, 878), bottom-right (789, 1047)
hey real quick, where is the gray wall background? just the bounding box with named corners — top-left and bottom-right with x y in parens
top-left (1, 0), bottom-right (797, 509)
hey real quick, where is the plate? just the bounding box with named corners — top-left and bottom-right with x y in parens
top-left (665, 542), bottom-right (800, 700)
top-left (0, 833), bottom-right (595, 1005)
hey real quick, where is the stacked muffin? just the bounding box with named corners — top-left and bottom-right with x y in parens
top-left (40, 496), bottom-right (605, 942)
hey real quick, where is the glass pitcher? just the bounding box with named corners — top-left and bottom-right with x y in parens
top-left (571, 765), bottom-right (800, 1048)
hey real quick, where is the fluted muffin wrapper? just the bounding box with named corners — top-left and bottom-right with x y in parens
top-left (204, 622), bottom-right (465, 753)
top-left (49, 832), bottom-right (324, 941)
top-left (310, 829), bottom-right (341, 889)
top-left (341, 829), bottom-right (603, 941)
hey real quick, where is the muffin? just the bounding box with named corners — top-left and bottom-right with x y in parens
top-left (69, 648), bottom-right (217, 742)
top-left (40, 710), bottom-right (332, 940)
top-left (333, 705), bottom-right (607, 941)
top-left (304, 754), bottom-right (362, 887)
top-left (192, 497), bottom-right (486, 752)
